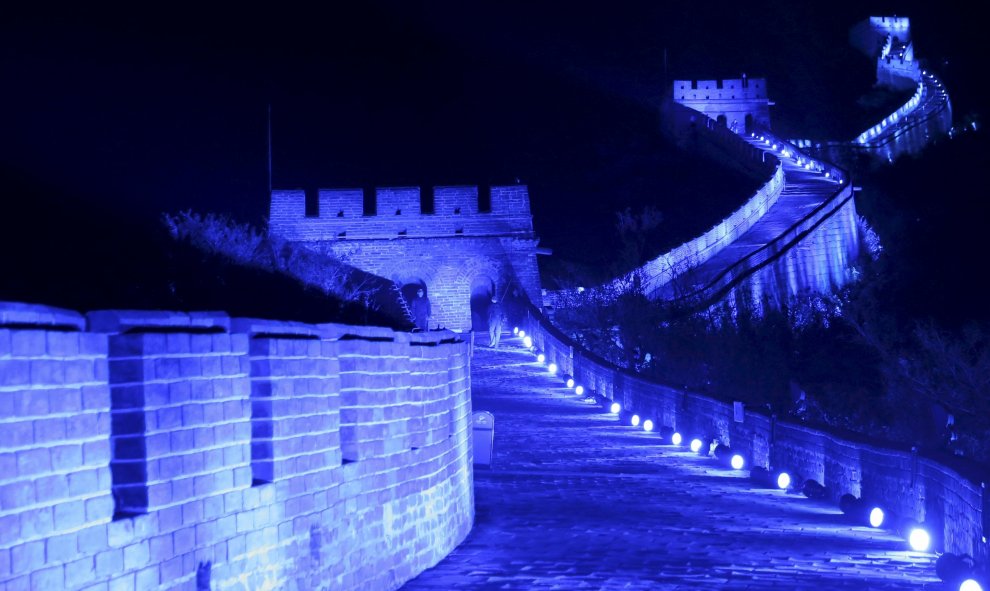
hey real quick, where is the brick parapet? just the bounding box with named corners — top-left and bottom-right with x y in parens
top-left (270, 185), bottom-right (535, 241)
top-left (0, 302), bottom-right (474, 590)
top-left (523, 307), bottom-right (989, 564)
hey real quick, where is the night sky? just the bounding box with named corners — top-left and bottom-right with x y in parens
top-left (0, 1), bottom-right (983, 304)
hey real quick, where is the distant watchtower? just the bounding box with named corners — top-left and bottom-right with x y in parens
top-left (269, 184), bottom-right (543, 333)
top-left (672, 76), bottom-right (772, 133)
top-left (872, 17), bottom-right (920, 88)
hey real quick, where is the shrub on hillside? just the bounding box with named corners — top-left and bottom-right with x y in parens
top-left (162, 210), bottom-right (378, 305)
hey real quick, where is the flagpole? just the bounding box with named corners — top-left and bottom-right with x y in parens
top-left (267, 104), bottom-right (272, 195)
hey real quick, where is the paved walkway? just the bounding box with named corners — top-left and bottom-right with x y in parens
top-left (402, 341), bottom-right (938, 590)
top-left (656, 140), bottom-right (843, 300)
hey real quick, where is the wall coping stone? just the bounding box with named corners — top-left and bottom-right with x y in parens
top-left (86, 309), bottom-right (232, 333)
top-left (230, 317), bottom-right (327, 338)
top-left (0, 300), bottom-right (86, 330)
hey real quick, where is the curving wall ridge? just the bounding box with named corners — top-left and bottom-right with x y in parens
top-left (0, 301), bottom-right (474, 591)
top-left (521, 305), bottom-right (989, 564)
top-left (634, 163), bottom-right (784, 298)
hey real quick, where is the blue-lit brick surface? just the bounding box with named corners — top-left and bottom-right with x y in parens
top-left (1, 304), bottom-right (473, 590)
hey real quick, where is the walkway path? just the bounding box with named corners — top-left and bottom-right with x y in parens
top-left (402, 341), bottom-right (937, 590)
top-left (656, 141), bottom-right (844, 301)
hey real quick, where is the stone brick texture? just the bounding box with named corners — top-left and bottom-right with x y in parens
top-left (522, 305), bottom-right (989, 565)
top-left (0, 303), bottom-right (474, 591)
top-left (269, 186), bottom-right (542, 332)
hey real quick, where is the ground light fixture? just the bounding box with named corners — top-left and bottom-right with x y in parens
top-left (776, 472), bottom-right (791, 490)
top-left (690, 438), bottom-right (703, 453)
top-left (630, 414), bottom-right (640, 427)
top-left (523, 335), bottom-right (533, 348)
top-left (513, 327), bottom-right (519, 335)
top-left (908, 527), bottom-right (931, 552)
top-left (671, 432), bottom-right (682, 445)
top-left (548, 363), bottom-right (557, 375)
top-left (936, 553), bottom-right (979, 588)
top-left (575, 385), bottom-right (584, 395)
top-left (730, 454), bottom-right (745, 470)
top-left (869, 507), bottom-right (885, 528)
top-left (566, 378), bottom-right (575, 388)
top-left (609, 402), bottom-right (621, 414)
top-left (518, 330), bottom-right (526, 338)
top-left (643, 419), bottom-right (654, 432)
top-left (961, 580), bottom-right (984, 591)
top-left (537, 353), bottom-right (545, 363)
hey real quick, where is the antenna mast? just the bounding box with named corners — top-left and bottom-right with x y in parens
top-left (267, 104), bottom-right (272, 195)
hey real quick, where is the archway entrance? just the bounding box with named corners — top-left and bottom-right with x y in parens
top-left (399, 280), bottom-right (428, 328)
top-left (400, 280), bottom-right (427, 306)
top-left (716, 114), bottom-right (728, 128)
top-left (745, 113), bottom-right (754, 134)
top-left (469, 276), bottom-right (495, 334)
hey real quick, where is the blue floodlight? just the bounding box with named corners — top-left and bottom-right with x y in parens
top-left (960, 580), bottom-right (983, 591)
top-left (518, 329), bottom-right (526, 338)
top-left (609, 402), bottom-right (621, 414)
top-left (643, 419), bottom-right (654, 432)
top-left (690, 438), bottom-right (703, 453)
top-left (776, 472), bottom-right (791, 490)
top-left (869, 507), bottom-right (885, 528)
top-left (513, 327), bottom-right (519, 335)
top-left (537, 353), bottom-right (545, 363)
top-left (523, 335), bottom-right (533, 348)
top-left (671, 432), bottom-right (682, 445)
top-left (730, 454), bottom-right (745, 470)
top-left (566, 378), bottom-right (575, 388)
top-left (575, 385), bottom-right (584, 395)
top-left (908, 528), bottom-right (931, 552)
top-left (548, 363), bottom-right (557, 375)
top-left (631, 414), bottom-right (640, 427)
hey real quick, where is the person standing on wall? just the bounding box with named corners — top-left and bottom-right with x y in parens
top-left (411, 287), bottom-right (432, 332)
top-left (488, 296), bottom-right (504, 348)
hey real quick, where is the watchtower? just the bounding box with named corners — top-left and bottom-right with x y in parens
top-left (672, 76), bottom-right (773, 133)
top-left (269, 184), bottom-right (543, 333)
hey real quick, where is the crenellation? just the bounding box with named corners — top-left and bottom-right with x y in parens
top-left (270, 183), bottom-right (543, 330)
top-left (377, 186), bottom-right (422, 216)
top-left (318, 188), bottom-right (364, 219)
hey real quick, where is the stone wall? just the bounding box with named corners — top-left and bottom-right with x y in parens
top-left (522, 307), bottom-right (989, 564)
top-left (632, 163), bottom-right (785, 299)
top-left (0, 301), bottom-right (474, 591)
top-left (270, 185), bottom-right (543, 332)
top-left (673, 78), bottom-right (772, 131)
